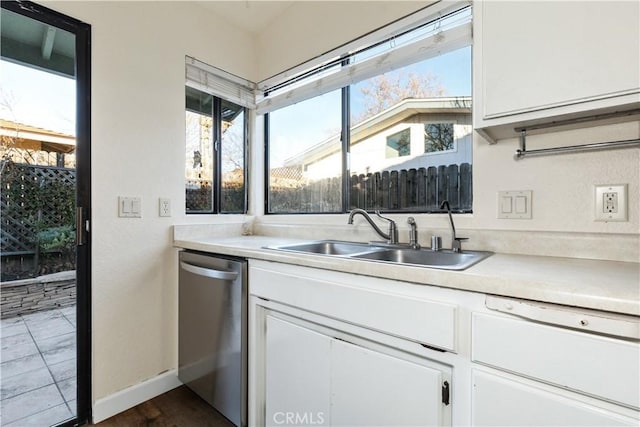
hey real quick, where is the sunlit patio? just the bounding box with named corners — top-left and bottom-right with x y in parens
top-left (0, 306), bottom-right (76, 426)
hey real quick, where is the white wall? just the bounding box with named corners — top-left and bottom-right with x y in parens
top-left (49, 0), bottom-right (255, 405)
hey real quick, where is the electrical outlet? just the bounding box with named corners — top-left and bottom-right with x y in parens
top-left (603, 192), bottom-right (618, 213)
top-left (159, 198), bottom-right (171, 217)
top-left (595, 185), bottom-right (627, 221)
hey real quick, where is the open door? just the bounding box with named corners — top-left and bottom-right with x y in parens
top-left (0, 1), bottom-right (90, 425)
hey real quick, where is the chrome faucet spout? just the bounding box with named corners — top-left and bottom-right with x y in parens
top-left (440, 200), bottom-right (468, 252)
top-left (348, 209), bottom-right (398, 244)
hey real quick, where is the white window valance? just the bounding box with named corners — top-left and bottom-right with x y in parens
top-left (255, 1), bottom-right (472, 115)
top-left (185, 56), bottom-right (256, 109)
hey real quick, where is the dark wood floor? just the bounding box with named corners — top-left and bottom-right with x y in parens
top-left (91, 386), bottom-right (235, 426)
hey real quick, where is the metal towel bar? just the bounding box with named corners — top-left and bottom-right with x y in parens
top-left (513, 109), bottom-right (640, 160)
top-left (515, 135), bottom-right (640, 159)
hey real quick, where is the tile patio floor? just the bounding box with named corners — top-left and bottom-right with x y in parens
top-left (1, 306), bottom-right (76, 426)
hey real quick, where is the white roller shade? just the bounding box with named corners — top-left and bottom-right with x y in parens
top-left (185, 56), bottom-right (256, 109)
top-left (256, 1), bottom-right (472, 115)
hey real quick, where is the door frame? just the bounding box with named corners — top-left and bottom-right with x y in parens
top-left (1, 1), bottom-right (92, 424)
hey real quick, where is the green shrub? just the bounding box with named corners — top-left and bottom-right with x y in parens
top-left (38, 225), bottom-right (75, 254)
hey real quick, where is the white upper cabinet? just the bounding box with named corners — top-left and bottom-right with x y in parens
top-left (473, 0), bottom-right (640, 141)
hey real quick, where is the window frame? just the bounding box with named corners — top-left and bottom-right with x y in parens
top-left (262, 3), bottom-right (472, 215)
top-left (386, 128), bottom-right (412, 159)
top-left (423, 122), bottom-right (457, 156)
top-left (185, 87), bottom-right (248, 215)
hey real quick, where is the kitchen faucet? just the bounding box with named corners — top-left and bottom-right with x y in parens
top-left (440, 200), bottom-right (468, 252)
top-left (348, 209), bottom-right (398, 244)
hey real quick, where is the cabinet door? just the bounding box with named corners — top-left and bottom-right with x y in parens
top-left (479, 1), bottom-right (639, 119)
top-left (472, 370), bottom-right (638, 427)
top-left (331, 338), bottom-right (450, 426)
top-left (265, 315), bottom-right (331, 427)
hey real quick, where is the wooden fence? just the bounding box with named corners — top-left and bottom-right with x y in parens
top-left (269, 163), bottom-right (472, 213)
top-left (351, 163), bottom-right (472, 212)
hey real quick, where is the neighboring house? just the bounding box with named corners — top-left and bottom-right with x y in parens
top-left (283, 97), bottom-right (472, 181)
top-left (0, 118), bottom-right (76, 167)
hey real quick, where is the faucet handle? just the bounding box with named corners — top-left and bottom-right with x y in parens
top-left (452, 237), bottom-right (469, 252)
top-left (374, 211), bottom-right (398, 244)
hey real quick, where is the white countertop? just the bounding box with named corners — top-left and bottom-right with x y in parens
top-left (174, 235), bottom-right (640, 316)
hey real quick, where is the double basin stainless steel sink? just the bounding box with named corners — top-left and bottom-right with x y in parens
top-left (266, 240), bottom-right (491, 270)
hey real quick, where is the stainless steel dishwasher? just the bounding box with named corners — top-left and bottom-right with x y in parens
top-left (178, 250), bottom-right (247, 427)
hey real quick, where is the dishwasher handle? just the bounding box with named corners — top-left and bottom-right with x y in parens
top-left (180, 261), bottom-right (239, 281)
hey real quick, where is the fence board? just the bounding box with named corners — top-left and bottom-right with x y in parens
top-left (374, 172), bottom-right (383, 210)
top-left (447, 164), bottom-right (460, 208)
top-left (417, 168), bottom-right (427, 207)
top-left (437, 165), bottom-right (448, 208)
top-left (460, 163), bottom-right (472, 211)
top-left (390, 170), bottom-right (399, 210)
top-left (381, 171), bottom-right (390, 208)
top-left (399, 170), bottom-right (408, 209)
top-left (426, 166), bottom-right (438, 211)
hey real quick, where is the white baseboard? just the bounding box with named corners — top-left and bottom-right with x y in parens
top-left (92, 370), bottom-right (182, 423)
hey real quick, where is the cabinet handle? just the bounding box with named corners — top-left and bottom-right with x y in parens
top-left (180, 261), bottom-right (238, 281)
top-left (442, 381), bottom-right (450, 405)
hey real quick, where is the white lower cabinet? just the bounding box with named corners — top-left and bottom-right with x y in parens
top-left (472, 369), bottom-right (638, 427)
top-left (262, 311), bottom-right (451, 427)
top-left (265, 315), bottom-right (331, 426)
top-left (331, 337), bottom-right (447, 426)
top-left (248, 260), bottom-right (640, 427)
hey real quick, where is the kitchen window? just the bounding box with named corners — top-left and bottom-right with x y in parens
top-left (185, 57), bottom-right (252, 214)
top-left (260, 3), bottom-right (472, 214)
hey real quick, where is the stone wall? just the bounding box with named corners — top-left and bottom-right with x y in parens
top-left (1, 271), bottom-right (75, 319)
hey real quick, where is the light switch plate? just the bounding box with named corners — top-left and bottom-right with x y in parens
top-left (497, 190), bottom-right (532, 219)
top-left (118, 196), bottom-right (142, 218)
top-left (594, 184), bottom-right (627, 222)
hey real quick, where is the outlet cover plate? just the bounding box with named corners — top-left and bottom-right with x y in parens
top-left (595, 184), bottom-right (627, 222)
top-left (159, 198), bottom-right (171, 217)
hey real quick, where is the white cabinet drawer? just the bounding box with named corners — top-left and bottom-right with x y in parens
top-left (250, 263), bottom-right (457, 351)
top-left (472, 369), bottom-right (638, 426)
top-left (472, 313), bottom-right (640, 409)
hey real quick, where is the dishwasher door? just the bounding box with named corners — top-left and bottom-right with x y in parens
top-left (178, 250), bottom-right (247, 427)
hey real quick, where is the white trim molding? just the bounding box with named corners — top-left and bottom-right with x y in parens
top-left (92, 370), bottom-right (182, 423)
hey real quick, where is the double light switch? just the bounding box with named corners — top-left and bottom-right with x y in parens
top-left (498, 190), bottom-right (532, 219)
top-left (118, 196), bottom-right (142, 218)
